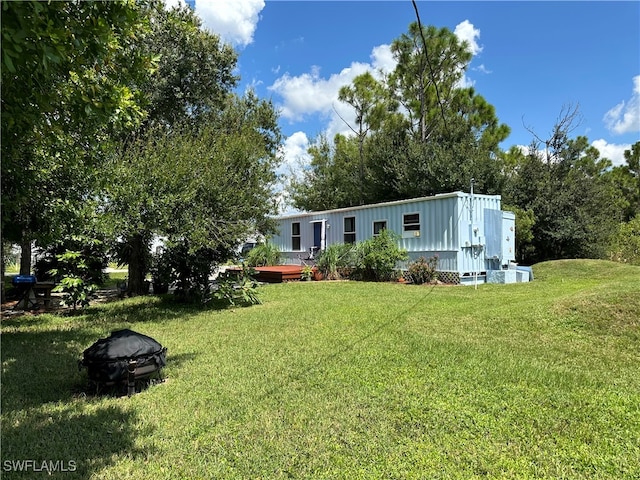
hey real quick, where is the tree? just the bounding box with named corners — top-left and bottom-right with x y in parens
top-left (389, 23), bottom-right (471, 143)
top-left (289, 21), bottom-right (509, 210)
top-left (608, 215), bottom-right (640, 265)
top-left (1, 0), bottom-right (153, 277)
top-left (105, 1), bottom-right (244, 294)
top-left (138, 0), bottom-right (239, 128)
top-left (504, 126), bottom-right (623, 263)
top-left (289, 134), bottom-right (362, 211)
top-left (104, 92), bottom-right (282, 296)
top-left (337, 72), bottom-right (392, 204)
top-left (607, 142), bottom-right (640, 222)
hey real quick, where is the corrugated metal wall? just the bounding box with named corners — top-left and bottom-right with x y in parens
top-left (272, 192), bottom-right (506, 274)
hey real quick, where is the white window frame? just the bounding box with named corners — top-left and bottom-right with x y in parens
top-left (291, 222), bottom-right (301, 251)
top-left (372, 220), bottom-right (388, 236)
top-left (343, 216), bottom-right (356, 244)
top-left (402, 212), bottom-right (421, 238)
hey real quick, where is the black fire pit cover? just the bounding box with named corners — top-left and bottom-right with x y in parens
top-left (81, 329), bottom-right (167, 385)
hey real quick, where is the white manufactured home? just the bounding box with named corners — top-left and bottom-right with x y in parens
top-left (271, 191), bottom-right (527, 285)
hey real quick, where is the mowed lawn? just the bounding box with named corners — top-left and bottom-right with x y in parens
top-left (1, 260), bottom-right (639, 479)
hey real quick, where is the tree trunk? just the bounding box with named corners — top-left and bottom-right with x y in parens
top-left (127, 234), bottom-right (149, 296)
top-left (1, 241), bottom-right (5, 302)
top-left (20, 237), bottom-right (32, 275)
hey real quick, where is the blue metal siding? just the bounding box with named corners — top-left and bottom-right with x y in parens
top-left (272, 192), bottom-right (507, 274)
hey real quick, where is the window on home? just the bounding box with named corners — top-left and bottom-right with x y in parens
top-left (292, 222), bottom-right (301, 250)
top-left (373, 220), bottom-right (387, 236)
top-left (403, 213), bottom-right (420, 237)
top-left (344, 216), bottom-right (356, 244)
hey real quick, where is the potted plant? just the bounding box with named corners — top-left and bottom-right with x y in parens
top-left (301, 265), bottom-right (313, 281)
top-left (312, 266), bottom-right (324, 281)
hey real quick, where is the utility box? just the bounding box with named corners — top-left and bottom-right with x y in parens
top-left (501, 211), bottom-right (516, 267)
top-left (484, 209), bottom-right (515, 266)
top-left (487, 269), bottom-right (517, 284)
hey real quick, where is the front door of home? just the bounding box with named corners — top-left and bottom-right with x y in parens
top-left (313, 222), bottom-right (322, 250)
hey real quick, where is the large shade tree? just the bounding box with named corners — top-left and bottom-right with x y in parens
top-left (106, 1), bottom-right (243, 294)
top-left (1, 0), bottom-right (152, 275)
top-left (104, 92), bottom-right (282, 295)
top-left (503, 112), bottom-right (624, 263)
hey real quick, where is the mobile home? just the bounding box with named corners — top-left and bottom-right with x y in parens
top-left (271, 191), bottom-right (523, 285)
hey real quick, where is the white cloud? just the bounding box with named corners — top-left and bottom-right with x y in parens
top-left (453, 20), bottom-right (483, 89)
top-left (591, 139), bottom-right (631, 167)
top-left (474, 64), bottom-right (492, 74)
top-left (194, 0), bottom-right (264, 48)
top-left (454, 20), bottom-right (483, 56)
top-left (269, 63), bottom-right (370, 122)
top-left (269, 44), bottom-right (397, 143)
top-left (370, 44), bottom-right (396, 73)
top-left (279, 131), bottom-right (311, 176)
top-left (604, 75), bottom-right (640, 134)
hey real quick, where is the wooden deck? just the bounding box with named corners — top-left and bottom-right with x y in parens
top-left (227, 265), bottom-right (305, 283)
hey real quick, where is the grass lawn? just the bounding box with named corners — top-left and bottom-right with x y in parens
top-left (1, 260), bottom-right (639, 479)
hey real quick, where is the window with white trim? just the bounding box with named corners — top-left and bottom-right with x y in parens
top-left (402, 213), bottom-right (420, 237)
top-left (344, 216), bottom-right (356, 244)
top-left (373, 220), bottom-right (387, 236)
top-left (292, 222), bottom-right (301, 250)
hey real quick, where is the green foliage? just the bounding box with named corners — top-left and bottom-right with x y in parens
top-left (289, 134), bottom-right (363, 211)
top-left (140, 0), bottom-right (239, 127)
top-left (53, 276), bottom-right (97, 312)
top-left (301, 265), bottom-right (313, 281)
top-left (34, 235), bottom-right (108, 285)
top-left (607, 141), bottom-right (640, 222)
top-left (149, 250), bottom-right (173, 294)
top-left (245, 241), bottom-right (282, 267)
top-left (105, 91), bottom-right (281, 294)
top-left (161, 242), bottom-right (225, 302)
top-left (288, 22), bottom-right (509, 211)
top-left (405, 255), bottom-right (439, 284)
top-left (50, 250), bottom-right (98, 311)
top-left (351, 229), bottom-right (408, 281)
top-left (213, 265), bottom-right (261, 306)
top-left (608, 216), bottom-right (640, 265)
top-left (315, 243), bottom-right (355, 280)
top-left (1, 0), bottom-right (152, 248)
top-left (503, 114), bottom-right (623, 264)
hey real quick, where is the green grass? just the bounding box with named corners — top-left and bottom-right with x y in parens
top-left (1, 260), bottom-right (639, 479)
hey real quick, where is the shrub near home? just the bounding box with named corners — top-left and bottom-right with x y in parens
top-left (1, 260), bottom-right (639, 479)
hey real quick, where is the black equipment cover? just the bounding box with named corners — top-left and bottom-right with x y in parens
top-left (80, 329), bottom-right (167, 384)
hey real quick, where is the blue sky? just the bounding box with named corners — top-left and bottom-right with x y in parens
top-left (177, 0), bottom-right (639, 176)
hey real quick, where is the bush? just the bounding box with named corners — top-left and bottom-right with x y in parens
top-left (351, 229), bottom-right (408, 282)
top-left (162, 243), bottom-right (221, 302)
top-left (608, 216), bottom-right (640, 265)
top-left (405, 256), bottom-right (439, 284)
top-left (149, 250), bottom-right (173, 294)
top-left (50, 250), bottom-right (98, 311)
top-left (213, 265), bottom-right (261, 307)
top-left (315, 243), bottom-right (354, 280)
top-left (35, 238), bottom-right (108, 285)
top-left (245, 241), bottom-right (281, 267)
